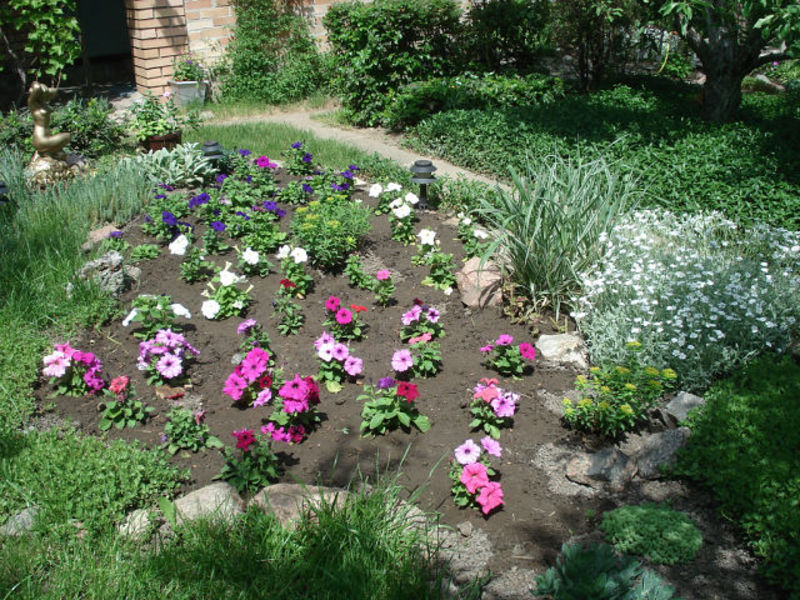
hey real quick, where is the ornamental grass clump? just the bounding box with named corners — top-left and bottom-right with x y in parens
top-left (42, 342), bottom-right (105, 396)
top-left (449, 438), bottom-right (504, 516)
top-left (573, 209), bottom-right (800, 391)
top-left (477, 154), bottom-right (635, 318)
top-left (359, 378), bottom-right (429, 435)
top-left (562, 341), bottom-right (677, 439)
top-left (469, 378), bottom-right (518, 438)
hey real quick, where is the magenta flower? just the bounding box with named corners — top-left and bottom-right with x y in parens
top-left (232, 428), bottom-right (256, 452)
top-left (332, 343), bottom-right (350, 362)
top-left (262, 422), bottom-right (291, 443)
top-left (223, 372), bottom-right (247, 402)
top-left (479, 344), bottom-right (494, 353)
top-left (237, 318), bottom-right (257, 335)
top-left (325, 295), bottom-right (341, 312)
top-left (476, 481), bottom-right (504, 515)
top-left (454, 439), bottom-right (481, 465)
top-left (376, 270), bottom-right (390, 281)
top-left (426, 308), bottom-right (440, 323)
top-left (460, 462), bottom-right (490, 494)
top-left (283, 396), bottom-right (310, 414)
top-left (491, 392), bottom-right (517, 418)
top-left (344, 355), bottom-right (363, 377)
top-left (253, 388), bottom-right (272, 407)
top-left (391, 349), bottom-right (413, 373)
top-left (155, 329), bottom-right (183, 347)
top-left (42, 351), bottom-right (70, 378)
top-left (481, 436), bottom-right (502, 457)
top-left (255, 155), bottom-right (277, 169)
top-left (401, 305), bottom-right (422, 326)
top-left (156, 354), bottom-right (182, 379)
top-left (335, 308), bottom-right (353, 325)
top-left (496, 334), bottom-right (514, 346)
top-left (519, 342), bottom-right (536, 361)
top-left (279, 374), bottom-right (309, 402)
top-left (377, 376), bottom-right (395, 389)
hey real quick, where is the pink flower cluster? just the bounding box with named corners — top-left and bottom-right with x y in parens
top-left (479, 335), bottom-right (536, 360)
top-left (138, 329), bottom-right (199, 382)
top-left (391, 348), bottom-right (414, 373)
top-left (223, 347), bottom-right (273, 407)
top-left (315, 332), bottom-right (363, 377)
top-left (261, 374), bottom-right (320, 444)
top-left (454, 438), bottom-right (504, 515)
top-left (42, 342), bottom-right (105, 393)
top-left (401, 303), bottom-right (440, 326)
top-left (473, 378), bottom-right (519, 418)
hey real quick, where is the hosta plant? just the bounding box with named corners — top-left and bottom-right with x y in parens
top-left (99, 376), bottom-right (153, 431)
top-left (359, 378), bottom-right (429, 436)
top-left (449, 438), bottom-right (504, 515)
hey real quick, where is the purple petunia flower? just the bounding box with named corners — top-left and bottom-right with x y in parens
top-left (154, 194), bottom-right (166, 200)
top-left (144, 214), bottom-right (153, 223)
top-left (377, 376), bottom-right (395, 390)
top-left (275, 208), bottom-right (286, 218)
top-left (340, 170), bottom-right (353, 180)
top-left (263, 200), bottom-right (278, 213)
top-left (211, 221), bottom-right (226, 232)
top-left (239, 149), bottom-right (252, 157)
top-left (245, 175), bottom-right (253, 183)
top-left (157, 183), bottom-right (175, 191)
top-left (302, 184), bottom-right (313, 194)
top-left (108, 231), bottom-right (123, 239)
top-left (331, 183), bottom-right (349, 192)
top-left (216, 174), bottom-right (228, 184)
top-left (349, 164), bottom-right (360, 171)
top-left (161, 211), bottom-right (177, 227)
top-left (188, 192), bottom-right (210, 209)
top-left (291, 141), bottom-right (303, 149)
top-left (302, 152), bottom-right (313, 163)
top-left (156, 353), bottom-right (182, 380)
top-left (235, 210), bottom-right (250, 221)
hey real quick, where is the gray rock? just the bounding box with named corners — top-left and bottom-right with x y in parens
top-left (482, 566), bottom-right (537, 600)
top-left (566, 447), bottom-right (637, 492)
top-left (77, 250), bottom-right (132, 296)
top-left (0, 506), bottom-right (38, 536)
top-left (664, 391), bottom-right (705, 425)
top-left (174, 482), bottom-right (245, 525)
top-left (249, 483), bottom-right (349, 528)
top-left (533, 443), bottom-right (596, 498)
top-left (630, 428), bottom-right (691, 479)
top-left (535, 334), bottom-right (589, 371)
top-left (118, 508), bottom-right (152, 539)
top-left (457, 521), bottom-right (473, 537)
top-left (438, 526), bottom-right (493, 585)
top-left (456, 256), bottom-right (502, 308)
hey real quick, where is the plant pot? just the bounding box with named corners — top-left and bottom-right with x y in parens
top-left (169, 80), bottom-right (208, 108)
top-left (143, 131), bottom-right (182, 152)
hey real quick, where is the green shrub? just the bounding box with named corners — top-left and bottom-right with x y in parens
top-left (384, 72), bottom-right (564, 130)
top-left (532, 543), bottom-right (681, 599)
top-left (601, 504), bottom-right (702, 565)
top-left (476, 153), bottom-right (636, 317)
top-left (323, 0), bottom-right (462, 126)
top-left (120, 143), bottom-right (216, 188)
top-left (222, 0), bottom-right (325, 104)
top-left (0, 429), bottom-right (183, 535)
top-left (675, 355), bottom-right (800, 595)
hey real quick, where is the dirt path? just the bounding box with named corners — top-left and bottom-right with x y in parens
top-left (211, 108), bottom-right (507, 189)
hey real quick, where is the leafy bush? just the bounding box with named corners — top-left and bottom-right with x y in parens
top-left (574, 210), bottom-right (800, 390)
top-left (601, 504), bottom-right (702, 565)
top-left (476, 153), bottom-right (636, 317)
top-left (462, 0), bottom-right (552, 73)
top-left (428, 175), bottom-right (502, 214)
top-left (120, 143), bottom-right (215, 188)
top-left (0, 429), bottom-right (183, 535)
top-left (532, 543), bottom-right (681, 599)
top-left (291, 197), bottom-right (372, 270)
top-left (676, 356), bottom-right (800, 595)
top-left (406, 83), bottom-right (800, 229)
top-left (384, 72), bottom-right (564, 130)
top-left (222, 0), bottom-right (326, 103)
top-left (563, 342), bottom-right (676, 439)
top-left (323, 0), bottom-right (462, 126)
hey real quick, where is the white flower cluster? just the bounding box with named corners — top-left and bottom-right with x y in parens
top-left (276, 244), bottom-right (308, 264)
top-left (573, 210), bottom-right (800, 390)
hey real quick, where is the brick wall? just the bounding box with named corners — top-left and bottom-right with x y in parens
top-left (185, 0), bottom-right (236, 60)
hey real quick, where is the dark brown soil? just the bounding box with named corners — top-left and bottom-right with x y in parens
top-left (35, 171), bottom-right (782, 600)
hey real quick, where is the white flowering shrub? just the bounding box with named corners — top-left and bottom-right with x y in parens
top-left (574, 210), bottom-right (800, 391)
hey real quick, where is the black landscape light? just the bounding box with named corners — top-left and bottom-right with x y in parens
top-left (410, 159), bottom-right (437, 209)
top-left (201, 140), bottom-right (225, 167)
top-left (0, 180), bottom-right (8, 203)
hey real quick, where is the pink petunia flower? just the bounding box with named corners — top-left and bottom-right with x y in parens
top-left (391, 349), bottom-right (414, 373)
top-left (344, 355), bottom-right (363, 377)
top-left (156, 354), bottom-right (182, 380)
top-left (325, 295), bottom-right (341, 312)
top-left (480, 436), bottom-right (502, 457)
top-left (376, 270), bottom-right (391, 281)
top-left (223, 372), bottom-right (248, 402)
top-left (495, 334), bottom-right (514, 346)
top-left (283, 396), bottom-right (310, 414)
top-left (401, 305), bottom-right (422, 326)
top-left (408, 332), bottom-right (432, 345)
top-left (335, 308), bottom-right (353, 325)
top-left (232, 428), bottom-right (256, 452)
top-left (253, 388), bottom-right (272, 407)
top-left (519, 342), bottom-right (536, 361)
top-left (315, 331), bottom-right (335, 349)
top-left (42, 351), bottom-right (70, 378)
top-left (476, 481), bottom-right (504, 515)
top-left (460, 462), bottom-right (489, 494)
top-left (255, 155), bottom-right (277, 169)
top-left (454, 439), bottom-right (482, 465)
top-left (479, 344), bottom-right (494, 353)
top-left (491, 392), bottom-right (517, 418)
top-left (262, 422), bottom-right (291, 443)
top-left (332, 343), bottom-right (350, 362)
top-left (237, 318), bottom-right (257, 335)
top-left (279, 374), bottom-right (309, 402)
top-left (426, 308), bottom-right (440, 323)
top-left (317, 342), bottom-right (334, 362)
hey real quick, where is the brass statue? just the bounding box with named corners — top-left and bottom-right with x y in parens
top-left (28, 82), bottom-right (71, 158)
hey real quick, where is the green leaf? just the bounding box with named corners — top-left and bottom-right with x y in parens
top-left (325, 380), bottom-right (343, 394)
top-left (397, 411), bottom-right (411, 427)
top-left (414, 415), bottom-right (430, 432)
top-left (98, 418), bottom-right (112, 431)
top-left (205, 436), bottom-right (224, 449)
top-left (369, 414), bottom-right (384, 430)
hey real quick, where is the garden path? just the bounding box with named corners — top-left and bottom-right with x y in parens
top-left (211, 108), bottom-right (509, 189)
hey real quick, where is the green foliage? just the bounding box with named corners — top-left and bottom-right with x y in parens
top-left (344, 254), bottom-right (373, 291)
top-left (99, 386), bottom-right (153, 431)
top-left (162, 408), bottom-right (223, 455)
top-left (273, 294), bottom-right (304, 335)
top-left (359, 383), bottom-right (430, 436)
top-left (0, 0), bottom-right (81, 80)
top-left (180, 246), bottom-right (215, 283)
top-left (563, 342), bottom-right (677, 439)
top-left (121, 143), bottom-right (215, 188)
top-left (407, 83), bottom-right (800, 230)
top-left (384, 72), bottom-right (564, 130)
top-left (171, 54), bottom-right (207, 82)
top-left (0, 429), bottom-right (182, 535)
top-left (323, 0), bottom-right (462, 126)
top-left (130, 243), bottom-right (160, 261)
top-left (127, 92), bottom-right (200, 141)
top-left (477, 153), bottom-right (635, 317)
top-left (215, 436), bottom-right (281, 494)
top-left (601, 504), bottom-right (702, 565)
top-left (222, 0), bottom-right (325, 103)
top-left (128, 294), bottom-right (178, 340)
top-left (462, 0), bottom-right (552, 72)
top-left (291, 198), bottom-right (372, 271)
top-left (532, 543), bottom-right (682, 600)
top-left (675, 355), bottom-right (800, 595)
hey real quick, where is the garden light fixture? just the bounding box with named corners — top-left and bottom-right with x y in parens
top-left (410, 159), bottom-right (437, 209)
top-left (201, 140), bottom-right (225, 167)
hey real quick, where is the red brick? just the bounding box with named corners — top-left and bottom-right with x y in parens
top-left (212, 15), bottom-right (235, 26)
top-left (186, 0), bottom-right (213, 8)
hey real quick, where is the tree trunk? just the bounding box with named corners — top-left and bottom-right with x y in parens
top-left (701, 65), bottom-right (743, 123)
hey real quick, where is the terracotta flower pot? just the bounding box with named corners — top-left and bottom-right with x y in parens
top-left (143, 131), bottom-right (182, 152)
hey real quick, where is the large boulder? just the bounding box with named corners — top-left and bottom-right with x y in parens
top-left (664, 391), bottom-right (705, 425)
top-left (566, 447), bottom-right (637, 492)
top-left (249, 483), bottom-right (349, 528)
top-left (76, 250), bottom-right (139, 296)
top-left (535, 334), bottom-right (589, 371)
top-left (456, 257), bottom-right (502, 308)
top-left (174, 482), bottom-right (246, 525)
top-left (622, 428), bottom-right (692, 480)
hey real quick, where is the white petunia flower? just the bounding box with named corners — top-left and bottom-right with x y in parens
top-left (461, 217), bottom-right (472, 227)
top-left (291, 247), bottom-right (308, 264)
top-left (386, 182), bottom-right (402, 192)
top-left (473, 229), bottom-right (489, 240)
top-left (392, 203), bottom-right (411, 219)
top-left (388, 198), bottom-right (404, 209)
top-left (219, 267), bottom-right (241, 287)
top-left (168, 234), bottom-right (190, 256)
top-left (276, 245), bottom-right (291, 260)
top-left (242, 248), bottom-right (260, 265)
top-left (201, 299), bottom-right (220, 319)
top-left (121, 308), bottom-right (138, 327)
top-left (368, 183), bottom-right (383, 198)
top-left (171, 303), bottom-right (191, 319)
top-left (417, 229), bottom-right (436, 246)
top-left (405, 192), bottom-right (419, 205)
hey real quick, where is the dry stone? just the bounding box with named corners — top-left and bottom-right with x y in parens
top-left (249, 483), bottom-right (349, 528)
top-left (118, 508), bottom-right (152, 540)
top-left (566, 447), bottom-right (637, 492)
top-left (0, 506), bottom-right (38, 536)
top-left (174, 482), bottom-right (245, 525)
top-left (535, 334), bottom-right (589, 371)
top-left (456, 256), bottom-right (502, 308)
top-left (629, 428), bottom-right (691, 479)
top-left (664, 391), bottom-right (705, 425)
